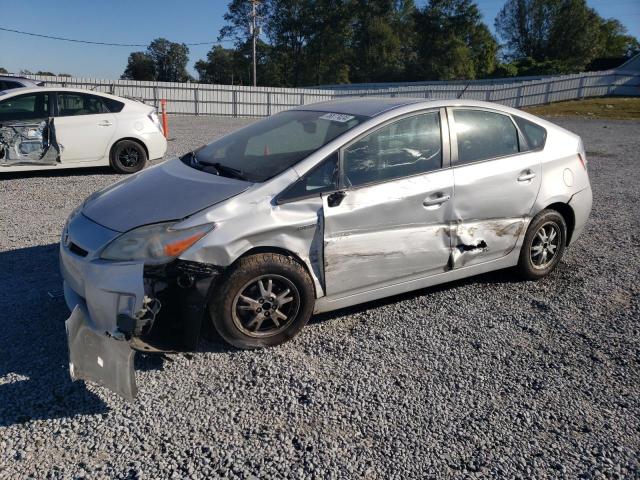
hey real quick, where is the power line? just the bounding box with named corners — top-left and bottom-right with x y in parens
top-left (0, 26), bottom-right (232, 47)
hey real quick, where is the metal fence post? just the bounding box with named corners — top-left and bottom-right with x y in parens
top-left (233, 90), bottom-right (238, 118)
top-left (153, 86), bottom-right (158, 109)
top-left (194, 88), bottom-right (199, 116)
top-left (300, 93), bottom-right (304, 105)
top-left (267, 92), bottom-right (272, 116)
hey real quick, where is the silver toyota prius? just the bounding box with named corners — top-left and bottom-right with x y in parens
top-left (60, 98), bottom-right (592, 398)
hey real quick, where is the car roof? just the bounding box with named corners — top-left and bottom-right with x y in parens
top-left (0, 86), bottom-right (137, 104)
top-left (293, 97), bottom-right (526, 118)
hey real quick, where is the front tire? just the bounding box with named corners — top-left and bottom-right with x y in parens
top-left (517, 209), bottom-right (567, 280)
top-left (110, 139), bottom-right (147, 174)
top-left (209, 253), bottom-right (315, 349)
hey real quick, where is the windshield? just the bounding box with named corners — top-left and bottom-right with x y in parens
top-left (181, 110), bottom-right (366, 182)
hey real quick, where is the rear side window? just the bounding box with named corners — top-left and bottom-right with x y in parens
top-left (514, 116), bottom-right (547, 151)
top-left (0, 81), bottom-right (22, 91)
top-left (453, 109), bottom-right (519, 165)
top-left (103, 97), bottom-right (125, 113)
top-left (0, 93), bottom-right (49, 121)
top-left (56, 93), bottom-right (110, 116)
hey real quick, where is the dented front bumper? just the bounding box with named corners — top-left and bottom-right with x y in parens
top-left (60, 213), bottom-right (219, 400)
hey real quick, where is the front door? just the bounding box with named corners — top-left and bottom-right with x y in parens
top-left (323, 109), bottom-right (454, 297)
top-left (0, 91), bottom-right (58, 166)
top-left (54, 92), bottom-right (116, 162)
top-left (447, 108), bottom-right (542, 268)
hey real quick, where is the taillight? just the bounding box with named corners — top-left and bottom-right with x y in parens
top-left (577, 153), bottom-right (587, 170)
top-left (147, 110), bottom-right (163, 133)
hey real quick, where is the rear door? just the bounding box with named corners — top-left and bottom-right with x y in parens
top-left (322, 109), bottom-right (454, 297)
top-left (53, 92), bottom-right (117, 162)
top-left (447, 107), bottom-right (542, 268)
top-left (0, 91), bottom-right (58, 166)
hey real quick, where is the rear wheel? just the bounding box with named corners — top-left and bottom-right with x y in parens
top-left (209, 253), bottom-right (315, 349)
top-left (110, 140), bottom-right (147, 174)
top-left (517, 209), bottom-right (567, 280)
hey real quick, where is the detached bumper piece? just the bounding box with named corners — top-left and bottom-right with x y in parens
top-left (64, 260), bottom-right (221, 400)
top-left (66, 306), bottom-right (138, 400)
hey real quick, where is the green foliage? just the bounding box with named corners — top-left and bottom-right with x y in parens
top-left (122, 39), bottom-right (190, 82)
top-left (0, 67), bottom-right (8, 74)
top-left (495, 0), bottom-right (640, 74)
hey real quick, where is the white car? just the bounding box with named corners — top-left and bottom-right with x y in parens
top-left (0, 87), bottom-right (167, 173)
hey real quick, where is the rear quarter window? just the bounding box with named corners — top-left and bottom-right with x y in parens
top-left (514, 116), bottom-right (547, 151)
top-left (103, 97), bottom-right (125, 113)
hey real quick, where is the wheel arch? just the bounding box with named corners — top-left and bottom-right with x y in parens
top-left (109, 137), bottom-right (149, 163)
top-left (544, 202), bottom-right (576, 245)
top-left (231, 246), bottom-right (320, 298)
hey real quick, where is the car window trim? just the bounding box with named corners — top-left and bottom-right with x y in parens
top-left (337, 107), bottom-right (449, 191)
top-left (447, 106), bottom-right (536, 167)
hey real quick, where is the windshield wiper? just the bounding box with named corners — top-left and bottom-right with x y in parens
top-left (200, 161), bottom-right (249, 181)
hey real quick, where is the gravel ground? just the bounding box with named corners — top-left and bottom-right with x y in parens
top-left (0, 115), bottom-right (638, 479)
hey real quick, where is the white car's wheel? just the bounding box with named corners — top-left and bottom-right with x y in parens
top-left (110, 140), bottom-right (147, 174)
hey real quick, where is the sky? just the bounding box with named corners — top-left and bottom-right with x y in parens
top-left (0, 0), bottom-right (638, 79)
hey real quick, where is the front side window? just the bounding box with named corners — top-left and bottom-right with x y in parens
top-left (0, 93), bottom-right (49, 121)
top-left (182, 110), bottom-right (365, 183)
top-left (453, 109), bottom-right (519, 165)
top-left (57, 93), bottom-right (109, 116)
top-left (279, 152), bottom-right (339, 202)
top-left (342, 111), bottom-right (442, 187)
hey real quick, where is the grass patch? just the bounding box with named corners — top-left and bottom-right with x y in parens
top-left (523, 97), bottom-right (640, 120)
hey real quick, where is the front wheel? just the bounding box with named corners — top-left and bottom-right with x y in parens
top-left (209, 253), bottom-right (315, 349)
top-left (110, 139), bottom-right (147, 174)
top-left (516, 209), bottom-right (567, 280)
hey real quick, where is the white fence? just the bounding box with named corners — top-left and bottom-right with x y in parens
top-left (22, 69), bottom-right (640, 117)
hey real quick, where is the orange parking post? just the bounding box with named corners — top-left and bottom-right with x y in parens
top-left (160, 99), bottom-right (169, 138)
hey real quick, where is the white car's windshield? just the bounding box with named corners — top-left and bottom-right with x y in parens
top-left (181, 110), bottom-right (365, 182)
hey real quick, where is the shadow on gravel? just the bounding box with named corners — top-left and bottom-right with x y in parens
top-left (0, 243), bottom-right (109, 427)
top-left (310, 267), bottom-right (522, 325)
top-left (1, 166), bottom-right (116, 180)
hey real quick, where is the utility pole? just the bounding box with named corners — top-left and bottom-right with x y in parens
top-left (251, 0), bottom-right (259, 87)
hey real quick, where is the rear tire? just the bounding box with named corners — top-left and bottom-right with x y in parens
top-left (110, 140), bottom-right (147, 174)
top-left (209, 253), bottom-right (315, 349)
top-left (517, 209), bottom-right (567, 280)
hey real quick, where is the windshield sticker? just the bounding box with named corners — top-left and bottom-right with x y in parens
top-left (320, 113), bottom-right (355, 123)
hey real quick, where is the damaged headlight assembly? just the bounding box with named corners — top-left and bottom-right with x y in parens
top-left (100, 222), bottom-right (215, 265)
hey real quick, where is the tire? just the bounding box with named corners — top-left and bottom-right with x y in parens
top-left (209, 253), bottom-right (315, 349)
top-left (110, 139), bottom-right (147, 174)
top-left (516, 209), bottom-right (567, 280)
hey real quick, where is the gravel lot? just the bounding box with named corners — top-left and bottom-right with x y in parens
top-left (1, 115), bottom-right (638, 479)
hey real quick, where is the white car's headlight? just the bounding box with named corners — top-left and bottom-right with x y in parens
top-left (100, 222), bottom-right (214, 265)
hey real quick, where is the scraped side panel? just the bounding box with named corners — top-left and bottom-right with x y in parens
top-left (449, 217), bottom-right (526, 268)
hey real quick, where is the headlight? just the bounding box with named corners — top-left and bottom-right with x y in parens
top-left (100, 222), bottom-right (214, 264)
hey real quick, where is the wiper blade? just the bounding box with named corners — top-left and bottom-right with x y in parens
top-left (200, 161), bottom-right (248, 181)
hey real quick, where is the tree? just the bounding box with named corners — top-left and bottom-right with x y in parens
top-left (495, 0), bottom-right (640, 73)
top-left (0, 67), bottom-right (7, 74)
top-left (122, 52), bottom-right (156, 80)
top-left (121, 38), bottom-right (191, 82)
top-left (412, 0), bottom-right (498, 80)
top-left (147, 38), bottom-right (191, 82)
top-left (35, 71), bottom-right (55, 76)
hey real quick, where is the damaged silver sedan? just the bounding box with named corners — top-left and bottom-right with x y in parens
top-left (60, 98), bottom-right (592, 399)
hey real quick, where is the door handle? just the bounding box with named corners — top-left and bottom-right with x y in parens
top-left (517, 170), bottom-right (536, 182)
top-left (423, 193), bottom-right (451, 207)
top-left (97, 121), bottom-right (112, 127)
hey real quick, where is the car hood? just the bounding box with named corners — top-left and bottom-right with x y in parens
top-left (82, 159), bottom-right (251, 232)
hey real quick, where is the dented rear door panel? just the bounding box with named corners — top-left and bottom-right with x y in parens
top-left (450, 152), bottom-right (541, 268)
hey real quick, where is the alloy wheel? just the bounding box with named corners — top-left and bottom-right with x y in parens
top-left (530, 221), bottom-right (560, 269)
